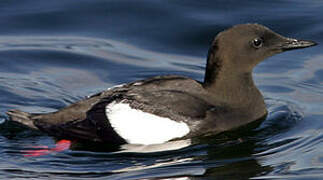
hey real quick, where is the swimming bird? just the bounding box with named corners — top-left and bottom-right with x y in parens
top-left (7, 24), bottom-right (317, 145)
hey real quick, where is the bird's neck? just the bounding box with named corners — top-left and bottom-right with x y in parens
top-left (203, 44), bottom-right (266, 118)
top-left (204, 70), bottom-right (259, 104)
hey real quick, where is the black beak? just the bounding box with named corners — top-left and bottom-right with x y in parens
top-left (280, 38), bottom-right (317, 51)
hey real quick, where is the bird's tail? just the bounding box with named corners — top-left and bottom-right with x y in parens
top-left (6, 110), bottom-right (38, 129)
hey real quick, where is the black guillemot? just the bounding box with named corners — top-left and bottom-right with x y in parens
top-left (7, 24), bottom-right (317, 145)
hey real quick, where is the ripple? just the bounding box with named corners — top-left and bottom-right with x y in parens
top-left (252, 99), bottom-right (323, 179)
top-left (256, 98), bottom-right (304, 138)
top-left (0, 36), bottom-right (203, 73)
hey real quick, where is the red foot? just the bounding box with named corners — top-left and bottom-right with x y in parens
top-left (22, 139), bottom-right (72, 157)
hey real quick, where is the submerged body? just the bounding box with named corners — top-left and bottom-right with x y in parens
top-left (7, 24), bottom-right (317, 145)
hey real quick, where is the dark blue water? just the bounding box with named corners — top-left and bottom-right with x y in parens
top-left (0, 0), bottom-right (322, 179)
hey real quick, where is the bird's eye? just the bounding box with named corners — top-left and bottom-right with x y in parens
top-left (252, 38), bottom-right (263, 48)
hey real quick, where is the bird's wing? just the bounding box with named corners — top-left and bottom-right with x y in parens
top-left (25, 75), bottom-right (210, 142)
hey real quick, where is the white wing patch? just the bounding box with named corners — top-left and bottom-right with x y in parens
top-left (106, 101), bottom-right (190, 145)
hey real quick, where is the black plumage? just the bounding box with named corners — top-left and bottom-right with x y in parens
top-left (7, 24), bottom-right (317, 144)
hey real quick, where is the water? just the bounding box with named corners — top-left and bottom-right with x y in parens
top-left (0, 0), bottom-right (322, 179)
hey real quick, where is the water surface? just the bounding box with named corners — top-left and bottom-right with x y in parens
top-left (0, 0), bottom-right (322, 179)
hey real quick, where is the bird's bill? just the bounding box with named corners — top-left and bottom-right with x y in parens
top-left (280, 38), bottom-right (317, 51)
